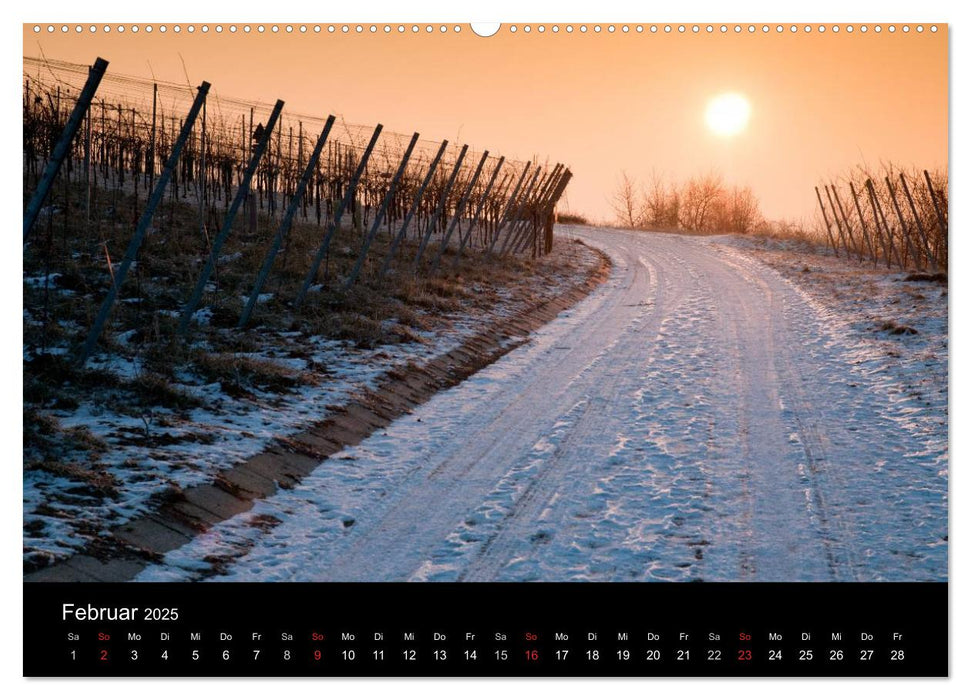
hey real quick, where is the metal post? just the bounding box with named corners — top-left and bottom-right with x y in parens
top-left (899, 173), bottom-right (936, 271)
top-left (296, 123), bottom-right (383, 307)
top-left (814, 186), bottom-right (839, 255)
top-left (178, 99), bottom-right (286, 334)
top-left (240, 115), bottom-right (337, 327)
top-left (24, 57), bottom-right (109, 243)
top-left (453, 156), bottom-right (505, 266)
top-left (488, 162), bottom-right (532, 253)
top-left (78, 81), bottom-right (210, 365)
top-left (413, 144), bottom-right (468, 268)
top-left (378, 139), bottom-right (448, 279)
top-left (344, 132), bottom-right (420, 289)
top-left (431, 150), bottom-right (489, 272)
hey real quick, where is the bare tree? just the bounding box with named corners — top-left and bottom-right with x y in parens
top-left (725, 185), bottom-right (761, 233)
top-left (643, 170), bottom-right (679, 229)
top-left (679, 171), bottom-right (724, 232)
top-left (610, 171), bottom-right (641, 228)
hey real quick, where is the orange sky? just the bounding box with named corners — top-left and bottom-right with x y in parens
top-left (22, 24), bottom-right (948, 224)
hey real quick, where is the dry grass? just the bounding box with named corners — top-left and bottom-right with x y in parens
top-left (24, 180), bottom-right (593, 475)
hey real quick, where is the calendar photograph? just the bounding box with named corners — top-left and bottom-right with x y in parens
top-left (22, 21), bottom-right (947, 596)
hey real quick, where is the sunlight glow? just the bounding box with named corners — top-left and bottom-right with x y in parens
top-left (705, 93), bottom-right (751, 137)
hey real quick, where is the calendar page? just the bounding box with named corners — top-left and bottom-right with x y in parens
top-left (21, 16), bottom-right (948, 678)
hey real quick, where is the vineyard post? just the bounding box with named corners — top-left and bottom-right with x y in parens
top-left (520, 167), bottom-right (568, 257)
top-left (849, 181), bottom-right (880, 267)
top-left (84, 102), bottom-right (92, 223)
top-left (512, 164), bottom-right (563, 256)
top-left (497, 166), bottom-right (544, 255)
top-left (199, 97), bottom-right (207, 242)
top-left (240, 115), bottom-right (337, 327)
top-left (413, 144), bottom-right (469, 268)
top-left (488, 162), bottom-right (532, 253)
top-left (454, 156), bottom-right (505, 266)
top-left (178, 99), bottom-right (286, 334)
top-left (431, 150), bottom-right (490, 272)
top-left (149, 83), bottom-right (157, 193)
top-left (899, 173), bottom-right (936, 271)
top-left (483, 171), bottom-right (513, 247)
top-left (519, 165), bottom-right (566, 256)
top-left (831, 184), bottom-right (866, 262)
top-left (923, 169), bottom-right (947, 262)
top-left (24, 57), bottom-right (108, 243)
top-left (79, 80), bottom-right (210, 365)
top-left (543, 169), bottom-right (573, 255)
top-left (866, 178), bottom-right (900, 270)
top-left (506, 165), bottom-right (559, 255)
top-left (823, 185), bottom-right (850, 256)
top-left (814, 186), bottom-right (839, 255)
top-left (345, 132), bottom-right (420, 289)
top-left (295, 123), bottom-right (383, 307)
top-left (377, 139), bottom-right (448, 279)
top-left (885, 176), bottom-right (921, 270)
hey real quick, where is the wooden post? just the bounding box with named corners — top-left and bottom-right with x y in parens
top-left (899, 173), bottom-right (936, 271)
top-left (831, 184), bottom-right (866, 262)
top-left (514, 166), bottom-right (565, 256)
top-left (345, 132), bottom-right (420, 288)
top-left (84, 101), bottom-right (92, 223)
top-left (849, 182), bottom-right (879, 267)
top-left (923, 169), bottom-right (947, 265)
top-left (866, 178), bottom-right (899, 269)
top-left (488, 162), bottom-right (532, 253)
top-left (179, 99), bottom-right (286, 334)
top-left (814, 186), bottom-right (839, 255)
top-left (542, 169), bottom-right (573, 255)
top-left (79, 81), bottom-right (210, 365)
top-left (511, 165), bottom-right (562, 256)
top-left (454, 156), bottom-right (505, 266)
top-left (431, 150), bottom-right (490, 272)
top-left (241, 115), bottom-right (337, 326)
top-left (149, 83), bottom-right (157, 194)
top-left (296, 123), bottom-right (383, 306)
top-left (507, 165), bottom-right (560, 255)
top-left (199, 96), bottom-right (207, 241)
top-left (497, 166), bottom-right (543, 255)
top-left (885, 176), bottom-right (921, 270)
top-left (823, 185), bottom-right (850, 256)
top-left (413, 144), bottom-right (469, 268)
top-left (378, 139), bottom-right (448, 279)
top-left (24, 57), bottom-right (108, 243)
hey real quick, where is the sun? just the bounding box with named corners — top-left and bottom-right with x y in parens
top-left (705, 93), bottom-right (751, 137)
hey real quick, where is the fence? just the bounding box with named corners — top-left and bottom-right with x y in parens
top-left (23, 56), bottom-right (573, 364)
top-left (815, 166), bottom-right (947, 272)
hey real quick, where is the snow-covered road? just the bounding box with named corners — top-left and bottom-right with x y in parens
top-left (139, 227), bottom-right (948, 583)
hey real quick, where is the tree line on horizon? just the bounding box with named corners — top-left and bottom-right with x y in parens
top-left (609, 170), bottom-right (764, 235)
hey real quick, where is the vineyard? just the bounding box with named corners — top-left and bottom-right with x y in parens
top-left (23, 56), bottom-right (573, 365)
top-left (814, 165), bottom-right (947, 273)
